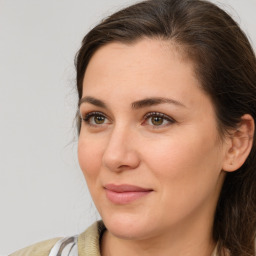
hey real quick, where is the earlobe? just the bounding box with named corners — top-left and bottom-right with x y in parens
top-left (222, 114), bottom-right (255, 172)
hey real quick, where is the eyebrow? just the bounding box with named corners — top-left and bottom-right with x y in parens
top-left (79, 96), bottom-right (107, 108)
top-left (131, 97), bottom-right (186, 109)
top-left (79, 96), bottom-right (186, 109)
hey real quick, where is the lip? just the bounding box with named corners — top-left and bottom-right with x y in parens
top-left (104, 184), bottom-right (153, 204)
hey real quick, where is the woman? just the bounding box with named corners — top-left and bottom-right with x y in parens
top-left (11, 0), bottom-right (256, 255)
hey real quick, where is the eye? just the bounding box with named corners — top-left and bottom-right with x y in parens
top-left (82, 111), bottom-right (110, 126)
top-left (142, 112), bottom-right (175, 127)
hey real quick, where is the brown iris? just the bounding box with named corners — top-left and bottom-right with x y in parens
top-left (94, 115), bottom-right (105, 124)
top-left (151, 116), bottom-right (164, 126)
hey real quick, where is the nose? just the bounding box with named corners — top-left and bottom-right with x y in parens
top-left (102, 125), bottom-right (140, 172)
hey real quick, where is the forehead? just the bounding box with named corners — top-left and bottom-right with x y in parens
top-left (83, 38), bottom-right (199, 95)
top-left (82, 39), bottom-right (209, 110)
top-left (86, 38), bottom-right (191, 72)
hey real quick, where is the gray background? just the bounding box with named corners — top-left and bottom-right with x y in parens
top-left (0, 0), bottom-right (255, 254)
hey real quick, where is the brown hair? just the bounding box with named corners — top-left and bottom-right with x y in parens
top-left (75, 0), bottom-right (256, 255)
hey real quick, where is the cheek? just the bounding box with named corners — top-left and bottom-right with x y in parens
top-left (142, 134), bottom-right (223, 222)
top-left (142, 128), bottom-right (223, 196)
top-left (78, 137), bottom-right (103, 180)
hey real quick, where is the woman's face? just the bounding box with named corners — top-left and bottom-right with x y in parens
top-left (78, 38), bottom-right (228, 240)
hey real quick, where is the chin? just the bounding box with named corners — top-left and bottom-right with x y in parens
top-left (101, 211), bottom-right (157, 240)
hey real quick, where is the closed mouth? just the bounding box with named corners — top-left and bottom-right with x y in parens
top-left (104, 184), bottom-right (153, 204)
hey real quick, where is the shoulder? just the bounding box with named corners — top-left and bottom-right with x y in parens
top-left (9, 221), bottom-right (106, 256)
top-left (78, 221), bottom-right (105, 256)
top-left (9, 237), bottom-right (62, 256)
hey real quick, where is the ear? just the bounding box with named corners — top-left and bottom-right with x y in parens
top-left (222, 114), bottom-right (255, 172)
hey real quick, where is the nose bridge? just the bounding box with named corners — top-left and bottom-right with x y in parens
top-left (102, 123), bottom-right (139, 171)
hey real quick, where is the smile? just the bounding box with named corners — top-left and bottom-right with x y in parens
top-left (104, 184), bottom-right (153, 204)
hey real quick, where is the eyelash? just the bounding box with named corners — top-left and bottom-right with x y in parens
top-left (81, 111), bottom-right (176, 128)
top-left (142, 112), bottom-right (176, 128)
top-left (82, 111), bottom-right (109, 127)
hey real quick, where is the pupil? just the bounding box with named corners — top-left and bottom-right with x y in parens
top-left (152, 116), bottom-right (163, 125)
top-left (94, 116), bottom-right (105, 124)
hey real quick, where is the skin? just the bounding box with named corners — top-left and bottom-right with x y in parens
top-left (78, 38), bottom-right (232, 256)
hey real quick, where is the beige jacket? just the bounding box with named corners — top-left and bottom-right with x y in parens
top-left (10, 221), bottom-right (218, 256)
